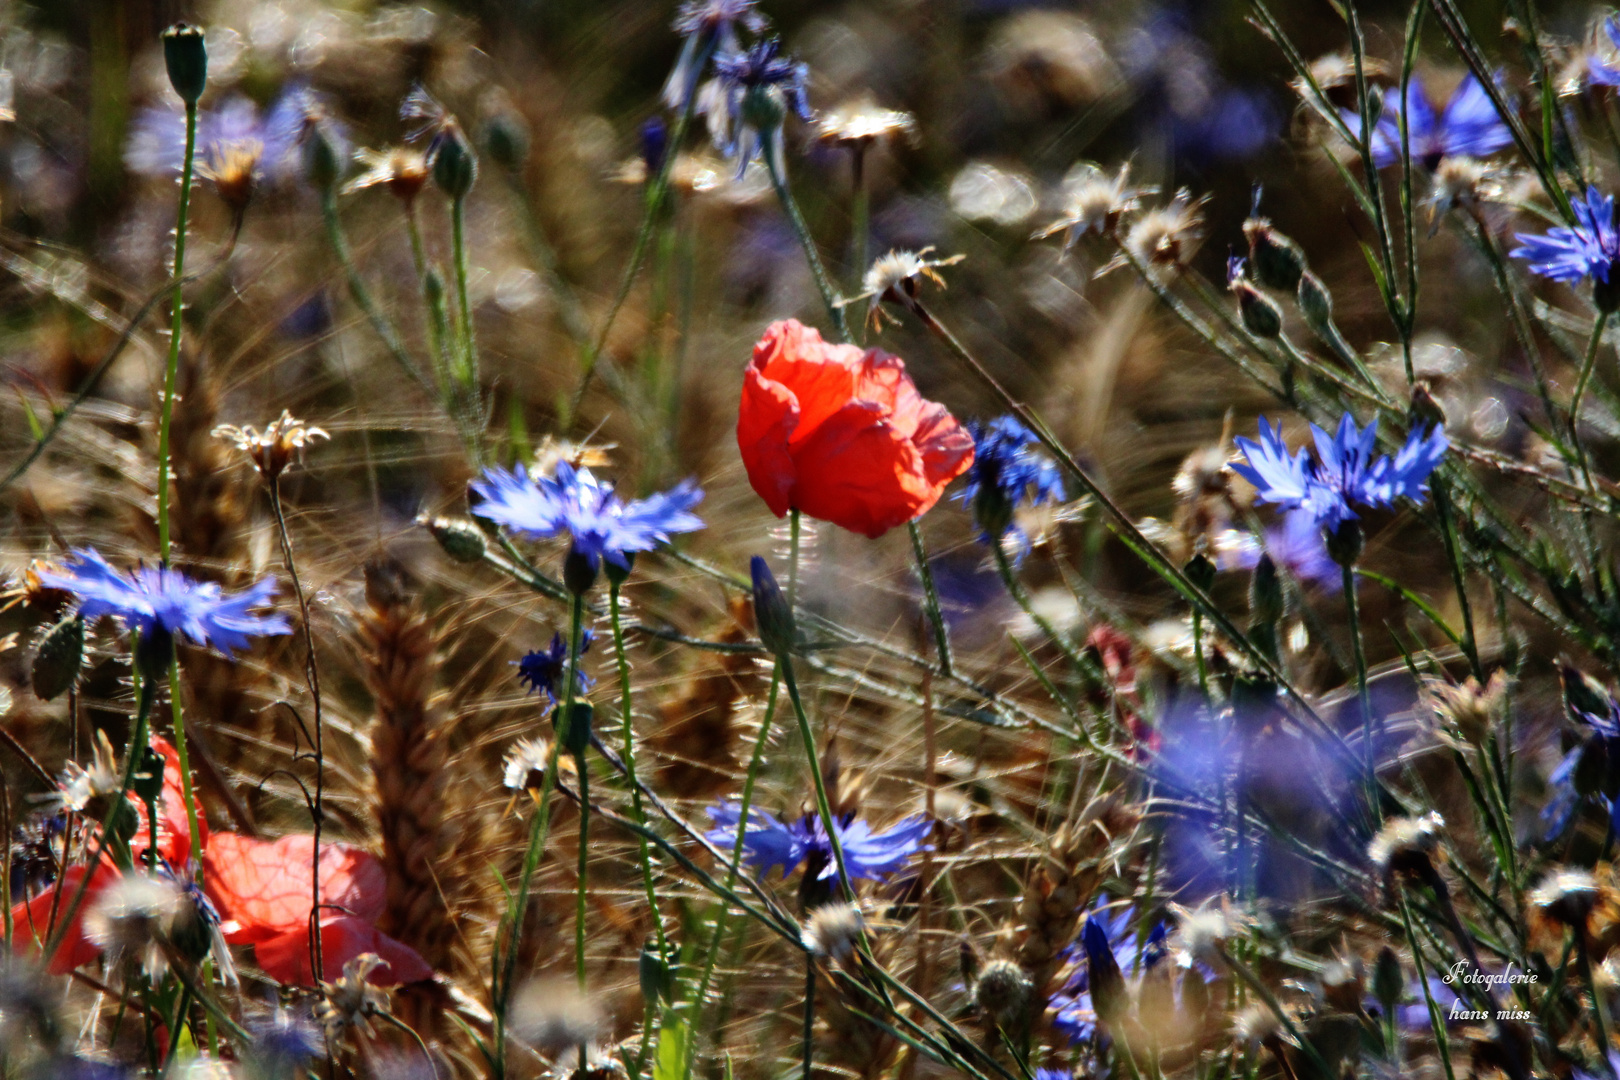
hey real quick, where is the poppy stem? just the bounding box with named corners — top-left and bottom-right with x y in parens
top-left (907, 521), bottom-right (953, 677)
top-left (765, 147), bottom-right (850, 342)
top-left (155, 98), bottom-right (196, 568)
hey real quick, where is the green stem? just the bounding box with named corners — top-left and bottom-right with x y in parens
top-left (450, 193), bottom-right (478, 394)
top-left (1570, 310), bottom-right (1611, 496)
top-left (610, 583), bottom-right (667, 960)
top-left (850, 147), bottom-right (870, 342)
top-left (155, 100), bottom-right (197, 565)
top-left (575, 743), bottom-right (589, 991)
top-left (765, 144), bottom-right (849, 342)
top-left (318, 187), bottom-right (428, 394)
top-left (908, 521), bottom-right (953, 677)
top-left (1578, 937), bottom-right (1612, 1061)
top-left (406, 206), bottom-right (453, 397)
top-left (780, 659), bottom-right (855, 901)
top-left (802, 957), bottom-right (816, 1080)
top-left (1342, 559), bottom-right (1376, 810)
top-left (1395, 890), bottom-right (1459, 1080)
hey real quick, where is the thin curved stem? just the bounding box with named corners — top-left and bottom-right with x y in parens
top-left (908, 521), bottom-right (953, 677)
top-left (609, 583), bottom-right (667, 960)
top-left (765, 146), bottom-right (849, 342)
top-left (156, 101), bottom-right (197, 565)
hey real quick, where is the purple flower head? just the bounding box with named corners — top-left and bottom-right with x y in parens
top-left (956, 417), bottom-right (1065, 551)
top-left (1217, 511), bottom-right (1339, 589)
top-left (36, 548), bottom-right (290, 655)
top-left (126, 87), bottom-right (316, 184)
top-left (1034, 1071), bottom-right (1071, 1080)
top-left (469, 461), bottom-right (704, 573)
top-left (1232, 414), bottom-right (1448, 532)
top-left (1589, 18), bottom-right (1620, 88)
top-left (664, 0), bottom-right (767, 111)
top-left (1512, 186), bottom-right (1620, 285)
top-left (704, 37), bottom-right (812, 174)
top-left (1344, 73), bottom-right (1511, 169)
top-left (1050, 905), bottom-right (1162, 1045)
top-left (516, 629), bottom-right (597, 707)
top-left (704, 801), bottom-right (931, 884)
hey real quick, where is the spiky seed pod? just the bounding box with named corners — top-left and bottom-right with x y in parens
top-left (359, 561), bottom-right (457, 979)
top-left (973, 959), bottom-right (1033, 1030)
top-left (31, 614), bottom-right (83, 700)
top-left (816, 927), bottom-right (902, 1078)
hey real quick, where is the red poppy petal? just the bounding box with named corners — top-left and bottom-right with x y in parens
top-left (204, 833), bottom-right (386, 943)
top-left (751, 320), bottom-right (862, 441)
top-left (737, 363), bottom-right (799, 519)
top-left (790, 401), bottom-right (931, 538)
top-left (852, 348), bottom-right (975, 491)
top-left (10, 863), bottom-right (117, 974)
top-left (253, 917), bottom-right (433, 986)
top-left (149, 736), bottom-right (206, 866)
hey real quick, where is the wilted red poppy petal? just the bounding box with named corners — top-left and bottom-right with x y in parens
top-left (149, 736), bottom-right (206, 866)
top-left (203, 833), bottom-right (385, 944)
top-left (10, 863), bottom-right (117, 974)
top-left (253, 916), bottom-right (433, 986)
top-left (791, 401), bottom-right (932, 539)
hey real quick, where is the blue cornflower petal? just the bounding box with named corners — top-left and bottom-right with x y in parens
top-left (1356, 73), bottom-right (1509, 168)
top-left (1512, 186), bottom-right (1620, 285)
top-left (821, 814), bottom-right (933, 882)
top-left (705, 37), bottom-right (811, 174)
top-left (470, 461), bottom-right (704, 572)
top-left (1231, 417), bottom-right (1314, 510)
top-left (1437, 74), bottom-right (1514, 160)
top-left (957, 416), bottom-right (1066, 550)
top-left (705, 801), bottom-right (809, 879)
top-left (37, 549), bottom-right (290, 656)
top-left (515, 629), bottom-right (596, 706)
top-left (705, 803), bottom-right (929, 884)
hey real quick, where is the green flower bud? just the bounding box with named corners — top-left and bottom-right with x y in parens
top-left (1596, 274), bottom-right (1620, 315)
top-left (563, 545), bottom-right (599, 597)
top-left (1296, 269), bottom-right (1335, 330)
top-left (1325, 518), bottom-right (1364, 568)
top-left (432, 121), bottom-right (478, 201)
top-left (972, 959), bottom-right (1032, 1030)
top-left (750, 555), bottom-right (795, 656)
top-left (741, 86), bottom-right (786, 139)
top-left (1561, 665), bottom-right (1613, 723)
top-left (1243, 217), bottom-right (1308, 293)
top-left (302, 120), bottom-right (345, 193)
top-left (605, 551), bottom-right (636, 589)
top-left (31, 614), bottom-right (84, 701)
top-left (639, 942), bottom-right (674, 1005)
top-left (1372, 947), bottom-right (1403, 1016)
top-left (1249, 553), bottom-right (1284, 627)
top-left (555, 700), bottom-right (593, 759)
top-left (161, 23), bottom-right (208, 107)
top-left (482, 111), bottom-right (530, 173)
top-left (1184, 552), bottom-right (1217, 592)
top-left (1234, 280), bottom-right (1284, 339)
top-left (419, 515), bottom-right (488, 564)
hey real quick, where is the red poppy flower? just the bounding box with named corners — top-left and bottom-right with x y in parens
top-left (252, 916), bottom-right (434, 985)
top-left (10, 862), bottom-right (116, 974)
top-left (738, 319), bottom-right (975, 539)
top-left (149, 736), bottom-right (206, 866)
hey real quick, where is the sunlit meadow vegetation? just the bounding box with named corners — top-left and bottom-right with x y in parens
top-left (7, 0), bottom-right (1620, 1078)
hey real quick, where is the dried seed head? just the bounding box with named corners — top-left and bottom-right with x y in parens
top-left (1422, 671), bottom-right (1510, 747)
top-left (419, 515), bottom-right (489, 563)
top-left (803, 902), bottom-right (867, 961)
top-left (1108, 189), bottom-right (1206, 276)
top-left (1169, 898), bottom-right (1242, 970)
top-left (1319, 952), bottom-right (1365, 1013)
top-left (212, 411), bottom-right (329, 481)
top-left (1529, 869), bottom-right (1601, 928)
top-left (511, 978), bottom-right (603, 1054)
top-left (345, 146), bottom-right (432, 205)
top-left (83, 872), bottom-right (187, 979)
top-left (848, 247), bottom-right (965, 330)
top-left (47, 729), bottom-right (123, 817)
top-left (316, 954), bottom-right (391, 1042)
top-left (1367, 811), bottom-right (1445, 874)
top-left (199, 140), bottom-right (263, 215)
top-left (1035, 161), bottom-right (1155, 248)
top-left (502, 737), bottom-right (554, 795)
top-left (1231, 1003), bottom-right (1284, 1044)
top-left (972, 958), bottom-right (1032, 1028)
top-left (1427, 156), bottom-right (1494, 228)
top-left (813, 98), bottom-right (918, 150)
top-left (1293, 52), bottom-right (1390, 112)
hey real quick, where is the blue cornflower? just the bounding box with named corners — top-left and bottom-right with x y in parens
top-left (704, 801), bottom-right (931, 884)
top-left (1232, 414), bottom-right (1447, 534)
top-left (1217, 510), bottom-right (1339, 589)
top-left (126, 87), bottom-right (315, 183)
top-left (664, 0), bottom-right (766, 112)
top-left (957, 417), bottom-right (1065, 552)
top-left (1511, 186), bottom-right (1620, 286)
top-left (1589, 18), bottom-right (1620, 88)
top-left (469, 461), bottom-right (703, 575)
top-left (1343, 72), bottom-right (1511, 169)
top-left (704, 37), bottom-right (812, 174)
top-left (1542, 674), bottom-right (1620, 839)
top-left (36, 548), bottom-right (290, 656)
top-left (1049, 905), bottom-right (1165, 1045)
top-left (515, 630), bottom-right (597, 706)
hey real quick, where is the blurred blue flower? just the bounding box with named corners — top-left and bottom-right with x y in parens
top-left (1589, 18), bottom-right (1620, 87)
top-left (1347, 73), bottom-right (1511, 169)
top-left (1050, 905), bottom-right (1163, 1045)
top-left (704, 38), bottom-right (811, 173)
top-left (1233, 415), bottom-right (1447, 533)
top-left (1512, 186), bottom-right (1620, 285)
top-left (705, 801), bottom-right (931, 884)
top-left (469, 461), bottom-right (703, 572)
top-left (1218, 510), bottom-right (1339, 589)
top-left (37, 548), bottom-right (290, 655)
top-left (1541, 678), bottom-right (1620, 839)
top-left (664, 0), bottom-right (766, 111)
top-left (516, 629), bottom-right (597, 706)
top-left (957, 417), bottom-right (1065, 553)
top-left (1033, 1071), bottom-right (1071, 1080)
top-left (126, 87), bottom-right (314, 183)
top-left (245, 1009), bottom-right (324, 1075)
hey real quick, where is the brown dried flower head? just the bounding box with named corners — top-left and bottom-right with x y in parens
top-left (213, 410), bottom-right (329, 481)
top-left (1422, 670), bottom-right (1510, 747)
top-left (846, 247), bottom-right (965, 330)
top-left (1293, 53), bottom-right (1390, 112)
top-left (198, 139), bottom-right (263, 215)
top-left (1035, 161), bottom-right (1156, 249)
top-left (345, 146), bottom-right (432, 205)
top-left (813, 98), bottom-right (919, 151)
top-left (316, 953), bottom-right (391, 1042)
top-left (1103, 189), bottom-right (1207, 277)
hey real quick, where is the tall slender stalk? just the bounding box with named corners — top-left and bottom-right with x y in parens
top-left (609, 582), bottom-right (667, 959)
top-left (155, 100), bottom-right (197, 565)
top-left (765, 147), bottom-right (849, 342)
top-left (908, 521), bottom-right (953, 677)
top-left (1342, 559), bottom-right (1375, 807)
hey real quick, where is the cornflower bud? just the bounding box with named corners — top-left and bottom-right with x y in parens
top-left (1243, 217), bottom-right (1308, 293)
top-left (31, 614), bottom-right (84, 701)
top-left (750, 555), bottom-right (795, 656)
top-left (162, 23), bottom-right (208, 107)
top-left (432, 120), bottom-right (478, 200)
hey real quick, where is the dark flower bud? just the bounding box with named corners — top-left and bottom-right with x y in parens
top-left (301, 120), bottom-right (345, 193)
top-left (131, 742), bottom-right (166, 815)
top-left (432, 121), bottom-right (478, 201)
top-left (1324, 518), bottom-right (1363, 568)
top-left (161, 23), bottom-right (208, 107)
top-left (605, 552), bottom-right (636, 589)
top-left (971, 959), bottom-right (1032, 1030)
top-left (31, 614), bottom-right (84, 701)
top-left (554, 700), bottom-right (593, 758)
top-left (1372, 947), bottom-right (1403, 1016)
top-left (1362, 86), bottom-right (1385, 133)
top-left (1408, 381), bottom-right (1447, 431)
top-left (1596, 274), bottom-right (1620, 315)
top-left (1296, 270), bottom-right (1335, 331)
top-left (1249, 554), bottom-right (1284, 627)
top-left (1080, 916), bottom-right (1129, 1026)
top-left (639, 941), bottom-right (674, 1005)
top-left (1184, 553), bottom-right (1217, 593)
top-left (169, 884), bottom-right (218, 967)
top-left (750, 556), bottom-right (795, 656)
top-left (419, 515), bottom-right (487, 563)
top-left (1233, 280), bottom-right (1284, 339)
top-left (639, 116), bottom-right (669, 180)
top-left (1561, 665), bottom-right (1613, 723)
top-left (482, 111), bottom-right (530, 173)
top-left (134, 625), bottom-right (176, 686)
top-left (1243, 218), bottom-right (1308, 293)
top-left (563, 545), bottom-right (599, 596)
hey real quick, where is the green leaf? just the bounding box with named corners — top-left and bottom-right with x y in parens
top-left (653, 1013), bottom-right (690, 1080)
